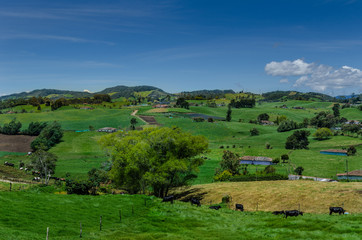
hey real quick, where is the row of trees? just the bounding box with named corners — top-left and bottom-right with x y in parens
top-left (0, 119), bottom-right (48, 136)
top-left (0, 94), bottom-right (113, 111)
top-left (31, 122), bottom-right (63, 151)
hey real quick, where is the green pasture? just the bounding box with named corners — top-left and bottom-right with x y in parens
top-left (0, 108), bottom-right (136, 130)
top-left (148, 106), bottom-right (361, 183)
top-left (0, 100), bottom-right (360, 183)
top-left (0, 132), bottom-right (108, 179)
top-left (0, 191), bottom-right (360, 240)
top-left (49, 131), bottom-right (108, 178)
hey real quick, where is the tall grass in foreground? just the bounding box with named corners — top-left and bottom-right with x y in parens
top-left (0, 191), bottom-right (360, 240)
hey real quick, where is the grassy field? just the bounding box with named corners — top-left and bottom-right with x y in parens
top-left (0, 189), bottom-right (361, 240)
top-left (176, 181), bottom-right (362, 213)
top-left (0, 107), bottom-right (137, 130)
top-left (0, 131), bottom-right (107, 179)
top-left (147, 104), bottom-right (361, 182)
top-left (0, 100), bottom-right (361, 183)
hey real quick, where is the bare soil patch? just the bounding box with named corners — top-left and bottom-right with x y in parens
top-left (0, 134), bottom-right (36, 152)
top-left (138, 115), bottom-right (161, 125)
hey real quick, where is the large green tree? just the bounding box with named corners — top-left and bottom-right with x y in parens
top-left (285, 130), bottom-right (310, 150)
top-left (100, 127), bottom-right (208, 197)
top-left (313, 127), bottom-right (333, 140)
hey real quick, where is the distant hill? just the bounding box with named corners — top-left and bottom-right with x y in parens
top-left (178, 89), bottom-right (235, 99)
top-left (97, 85), bottom-right (169, 100)
top-left (0, 85), bottom-right (169, 101)
top-left (0, 89), bottom-right (91, 100)
top-left (262, 91), bottom-right (334, 102)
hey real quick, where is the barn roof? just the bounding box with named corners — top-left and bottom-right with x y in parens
top-left (337, 170), bottom-right (362, 176)
top-left (320, 149), bottom-right (347, 153)
top-left (240, 156), bottom-right (273, 162)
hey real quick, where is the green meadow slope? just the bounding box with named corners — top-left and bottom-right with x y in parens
top-left (0, 187), bottom-right (361, 240)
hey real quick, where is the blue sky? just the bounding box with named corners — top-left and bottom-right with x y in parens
top-left (1, 0), bottom-right (362, 96)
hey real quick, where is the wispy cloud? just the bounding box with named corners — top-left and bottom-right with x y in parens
top-left (266, 59), bottom-right (362, 92)
top-left (0, 34), bottom-right (114, 45)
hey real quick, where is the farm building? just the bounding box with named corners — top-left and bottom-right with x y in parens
top-left (153, 104), bottom-right (169, 108)
top-left (260, 120), bottom-right (274, 125)
top-left (240, 156), bottom-right (273, 165)
top-left (320, 149), bottom-right (347, 156)
top-left (344, 120), bottom-right (360, 125)
top-left (97, 127), bottom-right (117, 133)
top-left (336, 170), bottom-right (362, 180)
top-left (80, 106), bottom-right (93, 110)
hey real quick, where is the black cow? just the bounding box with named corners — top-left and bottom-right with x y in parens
top-left (235, 204), bottom-right (244, 211)
top-left (191, 198), bottom-right (201, 207)
top-left (209, 205), bottom-right (222, 210)
top-left (162, 195), bottom-right (174, 204)
top-left (329, 207), bottom-right (345, 215)
top-left (272, 210), bottom-right (285, 215)
top-left (284, 210), bottom-right (303, 218)
top-left (4, 161), bottom-right (14, 167)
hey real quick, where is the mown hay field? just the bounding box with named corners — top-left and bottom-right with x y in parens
top-left (179, 181), bottom-right (362, 214)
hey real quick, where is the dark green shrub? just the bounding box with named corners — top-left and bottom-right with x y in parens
top-left (229, 174), bottom-right (288, 182)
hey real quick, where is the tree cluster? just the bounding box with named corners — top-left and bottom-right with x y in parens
top-left (31, 122), bottom-right (63, 151)
top-left (100, 127), bottom-right (208, 197)
top-left (341, 123), bottom-right (362, 137)
top-left (229, 97), bottom-right (255, 108)
top-left (175, 97), bottom-right (190, 109)
top-left (285, 130), bottom-right (310, 149)
top-left (310, 111), bottom-right (339, 128)
top-left (277, 120), bottom-right (303, 132)
top-left (0, 119), bottom-right (22, 135)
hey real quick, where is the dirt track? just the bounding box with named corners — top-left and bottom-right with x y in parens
top-left (0, 134), bottom-right (36, 152)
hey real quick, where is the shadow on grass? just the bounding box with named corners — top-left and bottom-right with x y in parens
top-left (173, 187), bottom-right (208, 202)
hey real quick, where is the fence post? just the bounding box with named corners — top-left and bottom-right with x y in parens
top-left (100, 216), bottom-right (102, 231)
top-left (80, 222), bottom-right (82, 238)
top-left (46, 227), bottom-right (49, 240)
top-left (119, 210), bottom-right (122, 223)
top-left (9, 182), bottom-right (12, 191)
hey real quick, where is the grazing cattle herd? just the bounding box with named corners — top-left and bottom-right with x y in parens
top-left (159, 195), bottom-right (347, 217)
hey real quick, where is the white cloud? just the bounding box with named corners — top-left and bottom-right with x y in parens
top-left (265, 59), bottom-right (313, 76)
top-left (266, 59), bottom-right (362, 93)
top-left (279, 78), bottom-right (289, 83)
top-left (83, 89), bottom-right (91, 93)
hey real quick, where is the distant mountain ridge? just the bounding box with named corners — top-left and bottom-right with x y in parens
top-left (0, 86), bottom-right (341, 102)
top-left (0, 89), bottom-right (92, 100)
top-left (262, 91), bottom-right (334, 102)
top-left (0, 85), bottom-right (168, 101)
